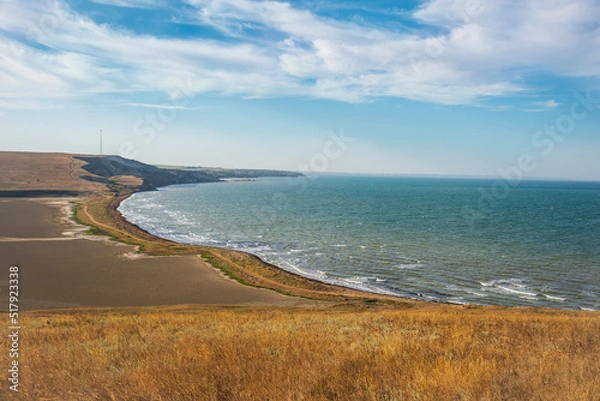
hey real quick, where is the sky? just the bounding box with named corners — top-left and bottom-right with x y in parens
top-left (1, 0), bottom-right (599, 180)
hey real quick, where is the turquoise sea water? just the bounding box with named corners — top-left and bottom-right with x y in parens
top-left (119, 176), bottom-right (600, 310)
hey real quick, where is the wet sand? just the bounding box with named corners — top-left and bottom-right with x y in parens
top-left (0, 198), bottom-right (315, 310)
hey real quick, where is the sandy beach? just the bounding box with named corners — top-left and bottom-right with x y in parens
top-left (0, 198), bottom-right (315, 310)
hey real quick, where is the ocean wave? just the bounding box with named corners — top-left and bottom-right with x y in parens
top-left (397, 263), bottom-right (423, 269)
top-left (543, 294), bottom-right (565, 301)
top-left (479, 278), bottom-right (540, 300)
top-left (464, 289), bottom-right (486, 297)
top-left (495, 285), bottom-right (537, 297)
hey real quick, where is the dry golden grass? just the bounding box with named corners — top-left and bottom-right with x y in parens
top-left (5, 306), bottom-right (599, 401)
top-left (0, 151), bottom-right (105, 192)
top-left (109, 175), bottom-right (144, 187)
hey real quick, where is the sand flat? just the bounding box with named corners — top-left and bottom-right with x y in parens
top-left (0, 198), bottom-right (314, 310)
top-left (0, 198), bottom-right (70, 238)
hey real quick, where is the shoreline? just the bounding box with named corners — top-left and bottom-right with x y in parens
top-left (1, 196), bottom-right (322, 310)
top-left (1, 148), bottom-right (595, 310)
top-left (77, 187), bottom-right (422, 306)
top-left (111, 184), bottom-right (600, 311)
top-left (3, 187), bottom-right (597, 311)
top-left (116, 188), bottom-right (421, 301)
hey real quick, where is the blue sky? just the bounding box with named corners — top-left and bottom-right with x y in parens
top-left (1, 0), bottom-right (599, 179)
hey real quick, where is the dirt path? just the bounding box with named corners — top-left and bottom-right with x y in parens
top-left (80, 197), bottom-right (115, 233)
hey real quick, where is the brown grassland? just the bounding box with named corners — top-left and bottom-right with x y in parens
top-left (0, 151), bottom-right (105, 193)
top-left (8, 306), bottom-right (600, 400)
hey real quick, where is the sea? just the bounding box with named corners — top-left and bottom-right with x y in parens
top-left (118, 175), bottom-right (600, 310)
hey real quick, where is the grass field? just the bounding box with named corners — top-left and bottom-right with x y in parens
top-left (8, 306), bottom-right (600, 401)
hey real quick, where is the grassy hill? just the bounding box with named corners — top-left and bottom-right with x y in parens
top-left (0, 151), bottom-right (303, 196)
top-left (75, 155), bottom-right (220, 191)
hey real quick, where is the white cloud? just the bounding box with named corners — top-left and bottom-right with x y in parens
top-left (0, 1), bottom-right (279, 103)
top-left (0, 0), bottom-right (599, 108)
top-left (0, 100), bottom-right (59, 110)
top-left (88, 0), bottom-right (167, 8)
top-left (535, 99), bottom-right (559, 108)
top-left (125, 103), bottom-right (205, 110)
top-left (523, 99), bottom-right (561, 112)
top-left (415, 0), bottom-right (600, 77)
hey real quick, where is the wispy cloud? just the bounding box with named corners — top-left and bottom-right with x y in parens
top-left (0, 0), bottom-right (599, 108)
top-left (0, 100), bottom-right (60, 110)
top-left (523, 99), bottom-right (561, 112)
top-left (124, 103), bottom-right (205, 110)
top-left (534, 99), bottom-right (559, 109)
top-left (88, 0), bottom-right (168, 8)
top-left (533, 99), bottom-right (560, 109)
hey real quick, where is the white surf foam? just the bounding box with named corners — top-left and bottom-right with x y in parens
top-left (397, 263), bottom-right (423, 269)
top-left (544, 294), bottom-right (566, 301)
